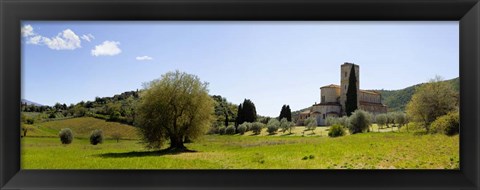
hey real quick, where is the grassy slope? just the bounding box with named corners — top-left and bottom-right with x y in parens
top-left (22, 130), bottom-right (459, 169)
top-left (27, 117), bottom-right (139, 139)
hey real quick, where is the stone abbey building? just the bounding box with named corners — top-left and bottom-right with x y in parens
top-left (298, 62), bottom-right (387, 126)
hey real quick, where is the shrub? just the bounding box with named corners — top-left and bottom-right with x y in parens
top-left (25, 118), bottom-right (35, 124)
top-left (267, 125), bottom-right (279, 135)
top-left (237, 125), bottom-right (247, 135)
top-left (89, 129), bottom-right (104, 145)
top-left (348, 110), bottom-right (371, 134)
top-left (328, 124), bottom-right (346, 137)
top-left (304, 117), bottom-right (317, 134)
top-left (267, 119), bottom-right (280, 134)
top-left (250, 122), bottom-right (264, 135)
top-left (245, 122), bottom-right (252, 131)
top-left (225, 125), bottom-right (236, 135)
top-left (430, 111), bottom-right (459, 136)
top-left (59, 128), bottom-right (73, 144)
top-left (218, 126), bottom-right (226, 135)
top-left (238, 122), bottom-right (251, 133)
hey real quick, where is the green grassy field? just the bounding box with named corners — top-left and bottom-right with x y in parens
top-left (23, 117), bottom-right (139, 139)
top-left (22, 130), bottom-right (459, 169)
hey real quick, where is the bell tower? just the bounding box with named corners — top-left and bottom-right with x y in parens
top-left (339, 62), bottom-right (359, 114)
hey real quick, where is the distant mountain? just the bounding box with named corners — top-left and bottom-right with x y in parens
top-left (292, 77), bottom-right (460, 114)
top-left (21, 99), bottom-right (43, 107)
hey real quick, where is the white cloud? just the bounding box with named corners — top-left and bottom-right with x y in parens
top-left (136, 56), bottom-right (153, 61)
top-left (81, 34), bottom-right (95, 42)
top-left (91, 41), bottom-right (121, 56)
top-left (27, 35), bottom-right (43, 45)
top-left (42, 29), bottom-right (82, 50)
top-left (22, 26), bottom-right (82, 50)
top-left (21, 25), bottom-right (34, 37)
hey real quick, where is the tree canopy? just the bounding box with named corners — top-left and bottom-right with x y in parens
top-left (135, 70), bottom-right (215, 151)
top-left (406, 76), bottom-right (458, 132)
top-left (279, 105), bottom-right (292, 122)
top-left (236, 99), bottom-right (257, 126)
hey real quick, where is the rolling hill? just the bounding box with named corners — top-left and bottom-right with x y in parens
top-left (373, 77), bottom-right (459, 112)
top-left (27, 117), bottom-right (139, 139)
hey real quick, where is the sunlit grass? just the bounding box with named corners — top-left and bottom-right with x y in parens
top-left (22, 131), bottom-right (459, 169)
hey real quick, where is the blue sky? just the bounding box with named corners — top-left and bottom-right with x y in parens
top-left (21, 21), bottom-right (459, 117)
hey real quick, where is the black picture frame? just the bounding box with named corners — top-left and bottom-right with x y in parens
top-left (1, 0), bottom-right (479, 189)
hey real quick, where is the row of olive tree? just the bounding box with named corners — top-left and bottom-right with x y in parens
top-left (375, 112), bottom-right (408, 132)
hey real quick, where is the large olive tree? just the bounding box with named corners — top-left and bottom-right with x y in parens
top-left (135, 71), bottom-right (215, 151)
top-left (406, 76), bottom-right (458, 132)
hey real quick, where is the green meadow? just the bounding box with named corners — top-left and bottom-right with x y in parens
top-left (21, 118), bottom-right (459, 169)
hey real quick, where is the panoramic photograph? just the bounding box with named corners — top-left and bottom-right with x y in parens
top-left (20, 21), bottom-right (459, 169)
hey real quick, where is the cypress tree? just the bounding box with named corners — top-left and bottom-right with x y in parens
top-left (279, 105), bottom-right (286, 120)
top-left (345, 64), bottom-right (358, 116)
top-left (286, 105), bottom-right (292, 122)
top-left (242, 99), bottom-right (257, 123)
top-left (235, 104), bottom-right (243, 127)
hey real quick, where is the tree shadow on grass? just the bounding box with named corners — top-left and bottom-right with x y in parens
top-left (97, 148), bottom-right (197, 158)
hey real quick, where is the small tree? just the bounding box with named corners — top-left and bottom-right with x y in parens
top-left (376, 114), bottom-right (387, 131)
top-left (304, 117), bottom-right (317, 134)
top-left (387, 112), bottom-right (397, 131)
top-left (394, 112), bottom-right (408, 128)
top-left (279, 118), bottom-right (291, 133)
top-left (406, 76), bottom-right (458, 132)
top-left (348, 110), bottom-right (371, 134)
top-left (250, 122), bottom-right (264, 135)
top-left (276, 118), bottom-right (295, 134)
top-left (237, 125), bottom-right (247, 135)
top-left (239, 122), bottom-right (252, 132)
top-left (21, 125), bottom-right (30, 137)
top-left (59, 128), bottom-right (73, 144)
top-left (267, 119), bottom-right (280, 135)
top-left (90, 129), bottom-right (104, 145)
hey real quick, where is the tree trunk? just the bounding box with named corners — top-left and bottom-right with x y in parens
top-left (169, 135), bottom-right (187, 151)
top-left (23, 129), bottom-right (27, 137)
top-left (184, 136), bottom-right (192, 143)
top-left (224, 113), bottom-right (229, 129)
